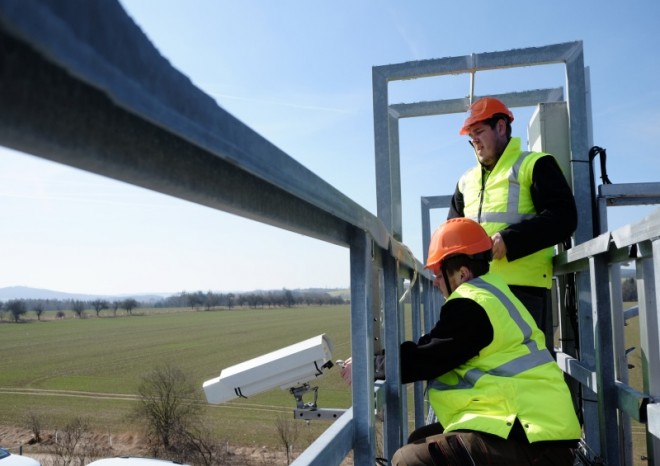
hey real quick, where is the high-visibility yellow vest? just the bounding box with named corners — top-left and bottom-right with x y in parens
top-left (428, 272), bottom-right (581, 442)
top-left (458, 137), bottom-right (554, 288)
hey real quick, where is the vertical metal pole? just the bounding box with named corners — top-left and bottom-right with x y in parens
top-left (590, 254), bottom-right (621, 465)
top-left (565, 43), bottom-right (593, 243)
top-left (411, 278), bottom-right (425, 430)
top-left (610, 264), bottom-right (633, 465)
top-left (422, 276), bottom-right (441, 426)
top-left (597, 191), bottom-right (609, 234)
top-left (637, 242), bottom-right (660, 464)
top-left (382, 253), bottom-right (405, 459)
top-left (565, 43), bottom-right (602, 455)
top-left (421, 197), bottom-right (432, 265)
top-left (373, 68), bottom-right (402, 239)
top-left (387, 113), bottom-right (402, 241)
top-left (349, 230), bottom-right (376, 465)
top-left (422, 279), bottom-right (435, 335)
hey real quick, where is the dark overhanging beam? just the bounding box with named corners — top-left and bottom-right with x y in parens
top-left (0, 0), bottom-right (391, 250)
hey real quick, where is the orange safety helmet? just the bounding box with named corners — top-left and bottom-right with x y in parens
top-left (459, 97), bottom-right (514, 135)
top-left (425, 218), bottom-right (493, 273)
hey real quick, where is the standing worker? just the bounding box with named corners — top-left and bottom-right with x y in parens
top-left (448, 97), bottom-right (577, 341)
top-left (387, 218), bottom-right (581, 465)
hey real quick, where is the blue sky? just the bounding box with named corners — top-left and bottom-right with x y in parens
top-left (1, 1), bottom-right (659, 295)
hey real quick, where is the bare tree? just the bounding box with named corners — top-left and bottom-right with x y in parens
top-left (111, 300), bottom-right (120, 316)
top-left (122, 298), bottom-right (139, 316)
top-left (33, 302), bottom-right (45, 321)
top-left (203, 291), bottom-right (219, 311)
top-left (7, 299), bottom-right (27, 322)
top-left (25, 411), bottom-right (43, 443)
top-left (275, 413), bottom-right (301, 465)
top-left (185, 292), bottom-right (203, 311)
top-left (46, 416), bottom-right (111, 466)
top-left (71, 300), bottom-right (86, 319)
top-left (177, 425), bottom-right (228, 466)
top-left (132, 364), bottom-right (202, 453)
top-left (283, 289), bottom-right (296, 308)
top-left (90, 299), bottom-right (109, 317)
top-left (50, 417), bottom-right (89, 466)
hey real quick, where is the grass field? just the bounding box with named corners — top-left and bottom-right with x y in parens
top-left (0, 302), bottom-right (651, 463)
top-left (0, 305), bottom-right (352, 449)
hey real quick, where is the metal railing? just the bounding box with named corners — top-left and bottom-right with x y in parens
top-left (2, 2), bottom-right (659, 465)
top-left (554, 206), bottom-right (660, 465)
top-left (0, 1), bottom-right (435, 464)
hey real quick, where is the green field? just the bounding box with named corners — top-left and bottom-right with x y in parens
top-left (1, 302), bottom-right (650, 463)
top-left (0, 305), bottom-right (352, 449)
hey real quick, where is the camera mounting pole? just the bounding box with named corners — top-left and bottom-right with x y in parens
top-left (290, 383), bottom-right (346, 421)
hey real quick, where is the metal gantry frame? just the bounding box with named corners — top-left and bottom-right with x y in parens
top-left (2, 2), bottom-right (660, 464)
top-left (373, 41), bottom-right (660, 465)
top-left (372, 40), bottom-right (600, 456)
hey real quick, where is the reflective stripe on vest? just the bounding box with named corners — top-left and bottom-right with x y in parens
top-left (426, 272), bottom-right (582, 442)
top-left (459, 142), bottom-right (554, 288)
top-left (461, 151), bottom-right (533, 225)
top-left (428, 277), bottom-right (553, 392)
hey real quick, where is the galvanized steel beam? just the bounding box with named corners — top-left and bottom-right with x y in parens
top-left (0, 0), bottom-right (390, 250)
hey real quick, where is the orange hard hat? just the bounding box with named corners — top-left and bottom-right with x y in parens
top-left (425, 218), bottom-right (493, 273)
top-left (459, 97), bottom-right (514, 135)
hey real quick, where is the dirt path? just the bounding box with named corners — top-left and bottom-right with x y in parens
top-left (0, 388), bottom-right (139, 401)
top-left (0, 387), bottom-right (291, 415)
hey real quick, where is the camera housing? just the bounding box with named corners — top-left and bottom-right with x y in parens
top-left (203, 334), bottom-right (334, 404)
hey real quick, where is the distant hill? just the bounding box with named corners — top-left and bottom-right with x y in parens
top-left (0, 286), bottom-right (167, 302)
top-left (0, 286), bottom-right (351, 302)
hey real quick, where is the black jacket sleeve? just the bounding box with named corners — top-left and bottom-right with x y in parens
top-left (499, 155), bottom-right (577, 261)
top-left (400, 297), bottom-right (493, 384)
top-left (447, 182), bottom-right (464, 219)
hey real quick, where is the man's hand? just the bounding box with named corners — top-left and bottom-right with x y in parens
top-left (338, 354), bottom-right (386, 386)
top-left (339, 357), bottom-right (352, 386)
top-left (491, 232), bottom-right (507, 260)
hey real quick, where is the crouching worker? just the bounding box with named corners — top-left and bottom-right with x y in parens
top-left (340, 218), bottom-right (581, 465)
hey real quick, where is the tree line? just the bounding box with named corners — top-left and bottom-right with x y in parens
top-left (0, 297), bottom-right (141, 322)
top-left (1, 278), bottom-right (635, 324)
top-left (0, 288), bottom-right (347, 322)
top-left (157, 288), bottom-right (346, 310)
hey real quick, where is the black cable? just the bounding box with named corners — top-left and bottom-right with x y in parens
top-left (588, 146), bottom-right (612, 185)
top-left (588, 145), bottom-right (613, 237)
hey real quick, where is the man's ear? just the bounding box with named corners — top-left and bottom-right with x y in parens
top-left (496, 118), bottom-right (507, 136)
top-left (459, 265), bottom-right (472, 282)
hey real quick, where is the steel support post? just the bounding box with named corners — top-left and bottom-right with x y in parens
top-left (349, 231), bottom-right (377, 465)
top-left (382, 253), bottom-right (406, 459)
top-left (590, 254), bottom-right (622, 465)
top-left (410, 279), bottom-right (426, 430)
top-left (638, 242), bottom-right (660, 464)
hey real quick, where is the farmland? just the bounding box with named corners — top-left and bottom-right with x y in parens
top-left (0, 305), bottom-right (352, 450)
top-left (0, 301), bottom-right (648, 463)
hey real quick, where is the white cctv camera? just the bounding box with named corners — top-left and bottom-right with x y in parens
top-left (203, 334), bottom-right (334, 405)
